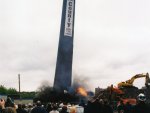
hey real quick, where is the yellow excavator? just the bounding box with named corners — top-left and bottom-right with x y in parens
top-left (118, 73), bottom-right (150, 88)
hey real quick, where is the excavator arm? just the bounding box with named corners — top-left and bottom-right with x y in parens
top-left (118, 73), bottom-right (150, 88)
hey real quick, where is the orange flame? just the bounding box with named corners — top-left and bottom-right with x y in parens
top-left (77, 87), bottom-right (88, 97)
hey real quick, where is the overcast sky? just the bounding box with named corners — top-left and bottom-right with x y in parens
top-left (0, 0), bottom-right (150, 91)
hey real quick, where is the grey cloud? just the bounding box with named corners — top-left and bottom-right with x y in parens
top-left (0, 0), bottom-right (150, 91)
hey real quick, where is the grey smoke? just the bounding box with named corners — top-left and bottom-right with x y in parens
top-left (72, 74), bottom-right (91, 91)
top-left (37, 80), bottom-right (52, 91)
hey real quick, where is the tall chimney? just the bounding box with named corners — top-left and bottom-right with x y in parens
top-left (54, 0), bottom-right (76, 92)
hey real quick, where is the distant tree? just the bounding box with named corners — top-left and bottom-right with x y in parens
top-left (0, 85), bottom-right (36, 99)
top-left (0, 85), bottom-right (7, 94)
top-left (7, 88), bottom-right (18, 94)
top-left (21, 92), bottom-right (36, 99)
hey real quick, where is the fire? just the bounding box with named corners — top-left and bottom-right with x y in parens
top-left (77, 87), bottom-right (88, 97)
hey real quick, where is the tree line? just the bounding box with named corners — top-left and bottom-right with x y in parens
top-left (0, 85), bottom-right (36, 99)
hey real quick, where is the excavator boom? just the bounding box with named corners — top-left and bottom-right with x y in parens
top-left (118, 73), bottom-right (150, 88)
